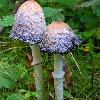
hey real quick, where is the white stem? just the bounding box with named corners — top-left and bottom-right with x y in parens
top-left (30, 44), bottom-right (44, 100)
top-left (53, 53), bottom-right (65, 100)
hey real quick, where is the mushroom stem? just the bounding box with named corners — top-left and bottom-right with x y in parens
top-left (53, 53), bottom-right (65, 100)
top-left (30, 44), bottom-right (44, 100)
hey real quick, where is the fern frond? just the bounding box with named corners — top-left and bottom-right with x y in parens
top-left (43, 7), bottom-right (65, 23)
top-left (79, 0), bottom-right (99, 8)
top-left (43, 7), bottom-right (63, 18)
top-left (0, 15), bottom-right (14, 27)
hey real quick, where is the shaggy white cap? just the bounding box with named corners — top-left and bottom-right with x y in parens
top-left (40, 21), bottom-right (81, 53)
top-left (10, 0), bottom-right (46, 44)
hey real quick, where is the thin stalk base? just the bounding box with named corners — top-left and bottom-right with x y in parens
top-left (53, 53), bottom-right (65, 100)
top-left (30, 44), bottom-right (44, 100)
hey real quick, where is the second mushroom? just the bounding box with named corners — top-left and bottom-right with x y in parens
top-left (40, 21), bottom-right (81, 100)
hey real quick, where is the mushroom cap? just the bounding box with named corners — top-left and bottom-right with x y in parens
top-left (39, 21), bottom-right (81, 53)
top-left (10, 0), bottom-right (46, 44)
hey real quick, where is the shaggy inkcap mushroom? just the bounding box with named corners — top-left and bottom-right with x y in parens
top-left (40, 21), bottom-right (81, 53)
top-left (10, 0), bottom-right (46, 44)
top-left (9, 1), bottom-right (46, 99)
top-left (39, 21), bottom-right (81, 100)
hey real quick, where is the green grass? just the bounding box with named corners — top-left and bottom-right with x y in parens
top-left (0, 34), bottom-right (100, 99)
top-left (0, 0), bottom-right (100, 99)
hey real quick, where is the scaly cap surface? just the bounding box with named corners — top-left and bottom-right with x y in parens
top-left (40, 21), bottom-right (81, 53)
top-left (10, 0), bottom-right (46, 44)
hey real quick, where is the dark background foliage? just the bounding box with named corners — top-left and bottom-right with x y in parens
top-left (0, 0), bottom-right (100, 99)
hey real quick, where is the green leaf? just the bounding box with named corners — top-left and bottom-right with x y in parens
top-left (38, 0), bottom-right (45, 5)
top-left (0, 0), bottom-right (14, 16)
top-left (95, 31), bottom-right (100, 39)
top-left (93, 53), bottom-right (100, 69)
top-left (20, 72), bottom-right (26, 78)
top-left (43, 7), bottom-right (64, 23)
top-left (78, 10), bottom-right (98, 29)
top-left (89, 28), bottom-right (100, 39)
top-left (94, 9), bottom-right (100, 16)
top-left (7, 93), bottom-right (23, 100)
top-left (31, 92), bottom-right (39, 97)
top-left (57, 0), bottom-right (75, 9)
top-left (82, 32), bottom-right (94, 39)
top-left (43, 7), bottom-right (63, 18)
top-left (0, 0), bottom-right (8, 8)
top-left (69, 21), bottom-right (80, 29)
top-left (0, 76), bottom-right (13, 88)
top-left (64, 91), bottom-right (73, 99)
top-left (19, 89), bottom-right (27, 93)
top-left (17, 64), bottom-right (27, 78)
top-left (0, 60), bottom-right (19, 88)
top-left (79, 0), bottom-right (95, 8)
top-left (25, 92), bottom-right (31, 98)
top-left (51, 13), bottom-right (65, 21)
top-left (79, 0), bottom-right (100, 8)
top-left (25, 91), bottom-right (39, 98)
top-left (0, 15), bottom-right (14, 27)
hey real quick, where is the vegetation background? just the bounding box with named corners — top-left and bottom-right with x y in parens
top-left (0, 0), bottom-right (100, 99)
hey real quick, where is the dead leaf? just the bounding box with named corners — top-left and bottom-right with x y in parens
top-left (62, 56), bottom-right (71, 88)
top-left (25, 52), bottom-right (33, 68)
